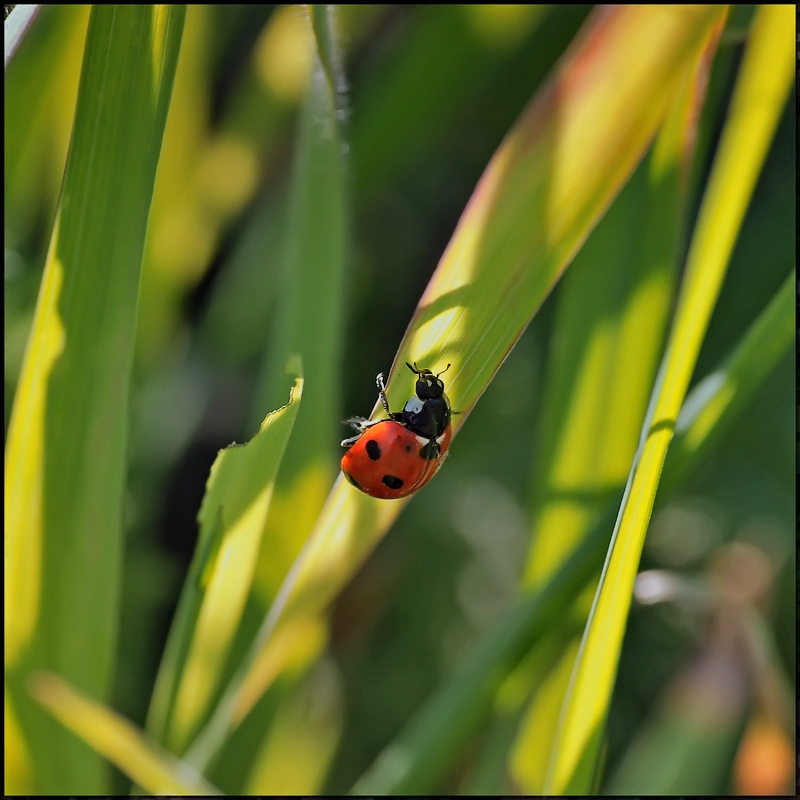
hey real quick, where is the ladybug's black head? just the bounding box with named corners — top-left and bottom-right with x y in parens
top-left (406, 361), bottom-right (450, 400)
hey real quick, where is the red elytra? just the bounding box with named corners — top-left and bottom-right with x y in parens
top-left (340, 362), bottom-right (453, 499)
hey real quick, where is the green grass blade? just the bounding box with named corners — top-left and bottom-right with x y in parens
top-left (310, 0), bottom-right (726, 628)
top-left (4, 5), bottom-right (185, 793)
top-left (144, 371), bottom-right (304, 752)
top-left (542, 6), bottom-right (794, 792)
top-left (30, 673), bottom-right (222, 795)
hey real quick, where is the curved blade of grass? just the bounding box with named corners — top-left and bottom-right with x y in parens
top-left (145, 370), bottom-right (304, 752)
top-left (277, 0), bottom-right (728, 650)
top-left (181, 6), bottom-right (726, 772)
top-left (543, 6), bottom-right (794, 793)
top-left (350, 232), bottom-right (794, 795)
top-left (511, 19), bottom-right (723, 789)
top-left (30, 673), bottom-right (221, 795)
top-left (4, 6), bottom-right (184, 793)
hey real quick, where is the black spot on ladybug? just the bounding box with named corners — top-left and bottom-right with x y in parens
top-left (343, 470), bottom-right (362, 490)
top-left (405, 443), bottom-right (413, 452)
top-left (418, 439), bottom-right (441, 460)
top-left (366, 439), bottom-right (382, 460)
top-left (382, 475), bottom-right (404, 490)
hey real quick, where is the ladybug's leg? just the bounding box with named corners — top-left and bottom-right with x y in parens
top-left (340, 416), bottom-right (382, 448)
top-left (376, 372), bottom-right (392, 415)
top-left (343, 416), bottom-right (383, 432)
top-left (344, 415), bottom-right (369, 430)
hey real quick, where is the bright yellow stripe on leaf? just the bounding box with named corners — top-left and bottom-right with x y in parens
top-left (171, 484), bottom-right (276, 740)
top-left (31, 673), bottom-right (221, 795)
top-left (4, 226), bottom-right (66, 665)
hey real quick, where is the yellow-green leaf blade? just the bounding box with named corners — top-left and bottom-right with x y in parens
top-left (543, 6), bottom-right (794, 792)
top-left (146, 370), bottom-right (304, 752)
top-left (30, 673), bottom-right (221, 795)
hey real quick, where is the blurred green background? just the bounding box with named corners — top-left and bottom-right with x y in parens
top-left (5, 5), bottom-right (793, 794)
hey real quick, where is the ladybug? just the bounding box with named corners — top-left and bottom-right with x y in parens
top-left (341, 362), bottom-right (453, 499)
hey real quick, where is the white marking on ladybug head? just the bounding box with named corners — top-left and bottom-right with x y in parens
top-left (404, 396), bottom-right (425, 414)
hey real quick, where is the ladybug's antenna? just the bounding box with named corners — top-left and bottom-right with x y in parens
top-left (406, 361), bottom-right (451, 377)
